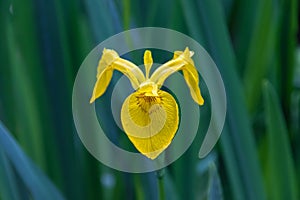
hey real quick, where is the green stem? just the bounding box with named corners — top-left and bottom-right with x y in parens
top-left (157, 169), bottom-right (165, 200)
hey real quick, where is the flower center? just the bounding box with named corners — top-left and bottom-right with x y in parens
top-left (138, 81), bottom-right (158, 96)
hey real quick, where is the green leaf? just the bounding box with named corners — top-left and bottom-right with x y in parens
top-left (164, 170), bottom-right (179, 200)
top-left (0, 121), bottom-right (65, 200)
top-left (277, 0), bottom-right (298, 116)
top-left (195, 153), bottom-right (223, 200)
top-left (180, 0), bottom-right (266, 199)
top-left (219, 126), bottom-right (245, 200)
top-left (0, 149), bottom-right (22, 200)
top-left (263, 81), bottom-right (298, 200)
top-left (84, 0), bottom-right (122, 42)
top-left (230, 0), bottom-right (259, 69)
top-left (179, 0), bottom-right (206, 45)
top-left (243, 0), bottom-right (280, 112)
top-left (6, 0), bottom-right (47, 172)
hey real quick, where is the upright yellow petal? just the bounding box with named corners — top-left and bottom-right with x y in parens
top-left (90, 49), bottom-right (146, 103)
top-left (121, 88), bottom-right (179, 159)
top-left (150, 47), bottom-right (204, 105)
top-left (144, 50), bottom-right (153, 79)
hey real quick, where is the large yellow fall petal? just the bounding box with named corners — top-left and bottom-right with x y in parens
top-left (121, 89), bottom-right (179, 159)
top-left (90, 49), bottom-right (145, 103)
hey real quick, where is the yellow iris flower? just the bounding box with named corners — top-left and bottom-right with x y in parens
top-left (90, 47), bottom-right (204, 159)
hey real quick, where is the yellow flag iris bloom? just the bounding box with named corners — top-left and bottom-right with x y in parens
top-left (90, 47), bottom-right (204, 159)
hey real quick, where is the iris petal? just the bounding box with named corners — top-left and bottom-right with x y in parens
top-left (121, 89), bottom-right (179, 159)
top-left (90, 68), bottom-right (113, 103)
top-left (143, 50), bottom-right (153, 79)
top-left (150, 47), bottom-right (204, 105)
top-left (90, 49), bottom-right (145, 103)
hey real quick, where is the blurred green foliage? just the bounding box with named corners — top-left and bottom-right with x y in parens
top-left (0, 0), bottom-right (299, 199)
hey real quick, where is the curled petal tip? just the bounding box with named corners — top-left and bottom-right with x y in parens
top-left (190, 51), bottom-right (194, 57)
top-left (198, 98), bottom-right (204, 106)
top-left (89, 96), bottom-right (95, 104)
top-left (90, 89), bottom-right (98, 104)
top-left (183, 48), bottom-right (189, 56)
top-left (193, 95), bottom-right (204, 106)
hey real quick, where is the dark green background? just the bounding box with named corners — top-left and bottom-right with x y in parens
top-left (0, 0), bottom-right (299, 199)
